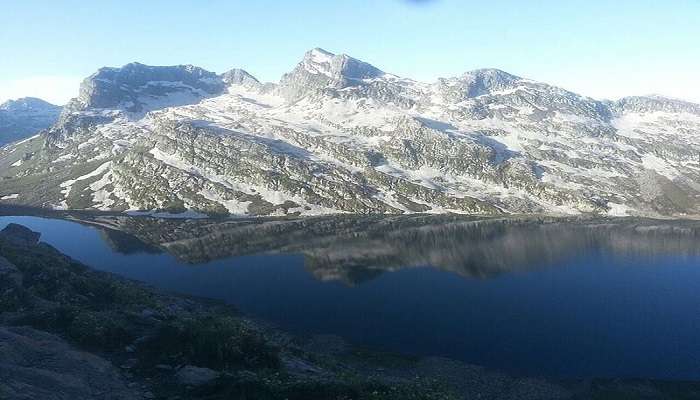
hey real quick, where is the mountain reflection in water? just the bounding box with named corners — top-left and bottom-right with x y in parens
top-left (3, 213), bottom-right (700, 380)
top-left (85, 214), bottom-right (700, 284)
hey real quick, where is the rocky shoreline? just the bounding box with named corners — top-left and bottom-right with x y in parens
top-left (2, 220), bottom-right (700, 399)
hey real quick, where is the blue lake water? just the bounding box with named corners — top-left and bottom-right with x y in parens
top-left (2, 215), bottom-right (700, 380)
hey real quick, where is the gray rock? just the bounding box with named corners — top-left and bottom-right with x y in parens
top-left (615, 95), bottom-right (700, 115)
top-left (437, 68), bottom-right (521, 99)
top-left (282, 356), bottom-right (324, 375)
top-left (0, 326), bottom-right (144, 400)
top-left (175, 365), bottom-right (220, 386)
top-left (2, 48), bottom-right (700, 218)
top-left (221, 68), bottom-right (261, 89)
top-left (278, 47), bottom-right (385, 101)
top-left (75, 62), bottom-right (225, 112)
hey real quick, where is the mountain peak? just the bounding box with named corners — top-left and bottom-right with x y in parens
top-left (0, 97), bottom-right (59, 112)
top-left (298, 48), bottom-right (337, 78)
top-left (304, 47), bottom-right (335, 63)
top-left (461, 68), bottom-right (521, 81)
top-left (278, 48), bottom-right (385, 101)
top-left (433, 68), bottom-right (524, 101)
top-left (220, 68), bottom-right (260, 89)
top-left (299, 48), bottom-right (384, 81)
top-left (0, 97), bottom-right (61, 146)
top-left (75, 62), bottom-right (225, 112)
top-left (452, 68), bottom-right (522, 97)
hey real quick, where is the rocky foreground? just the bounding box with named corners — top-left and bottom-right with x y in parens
top-left (2, 220), bottom-right (700, 399)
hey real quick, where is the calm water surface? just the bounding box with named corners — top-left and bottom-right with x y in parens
top-left (2, 215), bottom-right (700, 380)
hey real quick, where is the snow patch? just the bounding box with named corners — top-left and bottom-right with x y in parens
top-left (59, 161), bottom-right (113, 202)
top-left (607, 202), bottom-right (633, 217)
top-left (641, 154), bottom-right (679, 179)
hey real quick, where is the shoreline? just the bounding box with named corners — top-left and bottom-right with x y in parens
top-left (2, 218), bottom-right (700, 398)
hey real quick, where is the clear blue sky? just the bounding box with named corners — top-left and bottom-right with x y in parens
top-left (1, 0), bottom-right (699, 104)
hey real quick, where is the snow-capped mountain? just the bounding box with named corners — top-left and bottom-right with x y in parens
top-left (1, 48), bottom-right (699, 218)
top-left (0, 97), bottom-right (61, 146)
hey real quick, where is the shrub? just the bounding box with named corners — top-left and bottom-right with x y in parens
top-left (67, 311), bottom-right (135, 350)
top-left (143, 315), bottom-right (279, 370)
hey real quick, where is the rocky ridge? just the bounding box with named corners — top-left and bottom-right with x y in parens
top-left (0, 97), bottom-right (61, 146)
top-left (1, 49), bottom-right (699, 217)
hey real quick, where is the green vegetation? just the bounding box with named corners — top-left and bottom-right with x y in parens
top-left (143, 315), bottom-right (279, 370)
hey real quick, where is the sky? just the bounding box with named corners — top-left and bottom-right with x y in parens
top-left (1, 0), bottom-right (699, 105)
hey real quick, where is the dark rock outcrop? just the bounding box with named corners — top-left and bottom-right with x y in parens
top-left (0, 223), bottom-right (40, 245)
top-left (0, 326), bottom-right (146, 400)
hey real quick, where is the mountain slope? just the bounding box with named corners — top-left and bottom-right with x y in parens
top-left (0, 98), bottom-right (61, 146)
top-left (1, 49), bottom-right (699, 217)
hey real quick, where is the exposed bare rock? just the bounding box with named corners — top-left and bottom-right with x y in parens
top-left (0, 326), bottom-right (145, 400)
top-left (175, 365), bottom-right (221, 386)
top-left (1, 49), bottom-right (699, 218)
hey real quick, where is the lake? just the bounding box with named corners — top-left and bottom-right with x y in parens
top-left (1, 214), bottom-right (700, 381)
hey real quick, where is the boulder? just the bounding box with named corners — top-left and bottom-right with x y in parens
top-left (175, 365), bottom-right (220, 386)
top-left (0, 326), bottom-right (145, 400)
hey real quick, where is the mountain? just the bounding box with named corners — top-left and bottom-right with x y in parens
top-left (1, 48), bottom-right (699, 218)
top-left (0, 97), bottom-right (61, 146)
top-left (72, 62), bottom-right (225, 113)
